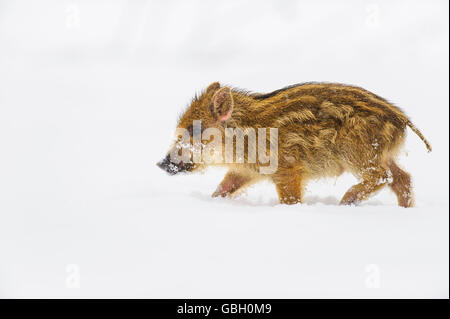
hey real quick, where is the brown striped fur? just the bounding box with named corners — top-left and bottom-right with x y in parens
top-left (171, 82), bottom-right (431, 207)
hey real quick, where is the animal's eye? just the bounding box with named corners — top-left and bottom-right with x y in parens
top-left (187, 123), bottom-right (204, 136)
top-left (187, 125), bottom-right (194, 136)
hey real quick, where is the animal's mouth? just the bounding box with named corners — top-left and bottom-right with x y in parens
top-left (157, 156), bottom-right (193, 175)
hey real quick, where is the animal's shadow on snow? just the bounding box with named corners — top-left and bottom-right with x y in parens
top-left (190, 192), bottom-right (384, 207)
top-left (189, 191), bottom-right (279, 207)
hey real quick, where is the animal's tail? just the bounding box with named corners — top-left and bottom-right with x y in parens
top-left (406, 120), bottom-right (432, 152)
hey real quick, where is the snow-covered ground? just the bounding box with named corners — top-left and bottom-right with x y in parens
top-left (0, 0), bottom-right (448, 298)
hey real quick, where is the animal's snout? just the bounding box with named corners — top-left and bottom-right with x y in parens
top-left (157, 155), bottom-right (193, 175)
top-left (157, 155), bottom-right (178, 175)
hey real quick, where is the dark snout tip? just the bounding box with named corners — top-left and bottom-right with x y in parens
top-left (156, 160), bottom-right (165, 170)
top-left (156, 157), bottom-right (179, 175)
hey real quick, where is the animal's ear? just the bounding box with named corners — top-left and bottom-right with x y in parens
top-left (206, 82), bottom-right (220, 94)
top-left (212, 87), bottom-right (233, 122)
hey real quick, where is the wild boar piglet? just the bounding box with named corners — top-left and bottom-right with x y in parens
top-left (157, 82), bottom-right (431, 207)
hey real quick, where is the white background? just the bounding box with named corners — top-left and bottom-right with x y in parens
top-left (0, 0), bottom-right (448, 298)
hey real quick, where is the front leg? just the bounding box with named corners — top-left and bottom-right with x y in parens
top-left (212, 170), bottom-right (256, 198)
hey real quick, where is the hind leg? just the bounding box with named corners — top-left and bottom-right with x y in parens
top-left (272, 167), bottom-right (305, 205)
top-left (340, 168), bottom-right (389, 205)
top-left (386, 159), bottom-right (414, 207)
